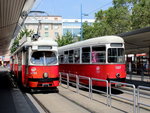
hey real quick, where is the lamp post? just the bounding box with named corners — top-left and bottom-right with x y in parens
top-left (80, 4), bottom-right (88, 41)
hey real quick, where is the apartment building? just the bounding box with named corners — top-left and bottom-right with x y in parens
top-left (25, 16), bottom-right (62, 40)
top-left (25, 16), bottom-right (95, 40)
top-left (63, 19), bottom-right (95, 37)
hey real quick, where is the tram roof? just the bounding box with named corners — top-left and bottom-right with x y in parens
top-left (59, 36), bottom-right (124, 51)
top-left (13, 37), bottom-right (58, 55)
top-left (119, 27), bottom-right (150, 54)
top-left (24, 37), bottom-right (58, 46)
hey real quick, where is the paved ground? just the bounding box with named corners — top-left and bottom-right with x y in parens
top-left (0, 67), bottom-right (39, 113)
top-left (126, 74), bottom-right (150, 87)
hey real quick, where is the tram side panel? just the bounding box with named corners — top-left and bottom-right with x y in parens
top-left (60, 64), bottom-right (126, 87)
top-left (59, 36), bottom-right (126, 87)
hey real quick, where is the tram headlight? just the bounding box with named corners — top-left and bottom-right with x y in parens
top-left (116, 73), bottom-right (120, 78)
top-left (43, 72), bottom-right (49, 78)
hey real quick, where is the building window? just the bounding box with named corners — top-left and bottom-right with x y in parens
top-left (54, 25), bottom-right (59, 29)
top-left (54, 17), bottom-right (58, 20)
top-left (44, 25), bottom-right (49, 30)
top-left (55, 32), bottom-right (59, 37)
top-left (45, 32), bottom-right (49, 37)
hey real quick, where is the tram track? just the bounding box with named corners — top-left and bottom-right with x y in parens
top-left (30, 94), bottom-right (51, 113)
top-left (8, 70), bottom-right (149, 113)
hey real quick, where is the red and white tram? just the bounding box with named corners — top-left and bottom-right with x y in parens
top-left (10, 35), bottom-right (59, 90)
top-left (58, 36), bottom-right (126, 87)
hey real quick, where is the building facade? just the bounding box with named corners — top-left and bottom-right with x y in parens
top-left (63, 19), bottom-right (95, 37)
top-left (25, 16), bottom-right (95, 40)
top-left (25, 16), bottom-right (62, 40)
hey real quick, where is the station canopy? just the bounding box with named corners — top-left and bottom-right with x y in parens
top-left (119, 27), bottom-right (150, 54)
top-left (0, 0), bottom-right (35, 56)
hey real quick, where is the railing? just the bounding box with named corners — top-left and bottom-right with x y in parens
top-left (78, 75), bottom-right (91, 98)
top-left (90, 78), bottom-right (109, 106)
top-left (59, 72), bottom-right (69, 88)
top-left (60, 72), bottom-right (111, 106)
top-left (137, 86), bottom-right (150, 113)
top-left (59, 72), bottom-right (150, 113)
top-left (68, 73), bottom-right (79, 92)
top-left (109, 81), bottom-right (136, 113)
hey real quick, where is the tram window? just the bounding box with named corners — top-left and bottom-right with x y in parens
top-left (59, 55), bottom-right (64, 63)
top-left (74, 49), bottom-right (80, 63)
top-left (82, 47), bottom-right (90, 63)
top-left (108, 48), bottom-right (124, 63)
top-left (64, 51), bottom-right (68, 55)
top-left (64, 51), bottom-right (69, 63)
top-left (92, 46), bottom-right (105, 51)
top-left (69, 50), bottom-right (74, 63)
top-left (31, 51), bottom-right (57, 65)
top-left (31, 52), bottom-right (44, 64)
top-left (110, 43), bottom-right (123, 47)
top-left (92, 46), bottom-right (106, 63)
top-left (45, 52), bottom-right (57, 64)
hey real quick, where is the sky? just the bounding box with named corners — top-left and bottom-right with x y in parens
top-left (32, 0), bottom-right (113, 19)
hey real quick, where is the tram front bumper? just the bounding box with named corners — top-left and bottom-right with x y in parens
top-left (28, 77), bottom-right (59, 87)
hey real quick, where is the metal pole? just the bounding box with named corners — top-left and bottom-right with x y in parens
top-left (148, 47), bottom-right (150, 81)
top-left (59, 72), bottom-right (62, 86)
top-left (80, 4), bottom-right (83, 41)
top-left (133, 85), bottom-right (136, 113)
top-left (109, 82), bottom-right (112, 107)
top-left (67, 74), bottom-right (69, 89)
top-left (37, 20), bottom-right (41, 35)
top-left (106, 81), bottom-right (109, 106)
top-left (137, 86), bottom-right (140, 113)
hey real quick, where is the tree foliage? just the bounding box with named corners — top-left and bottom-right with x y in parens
top-left (55, 32), bottom-right (75, 47)
top-left (83, 0), bottom-right (150, 40)
top-left (11, 28), bottom-right (34, 53)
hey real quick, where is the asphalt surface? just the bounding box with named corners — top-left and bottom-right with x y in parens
top-left (0, 67), bottom-right (39, 113)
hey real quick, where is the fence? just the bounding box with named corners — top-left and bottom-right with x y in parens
top-left (109, 81), bottom-right (136, 113)
top-left (59, 72), bottom-right (150, 113)
top-left (90, 78), bottom-right (109, 106)
top-left (137, 86), bottom-right (150, 113)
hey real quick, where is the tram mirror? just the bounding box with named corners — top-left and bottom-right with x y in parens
top-left (32, 34), bottom-right (40, 41)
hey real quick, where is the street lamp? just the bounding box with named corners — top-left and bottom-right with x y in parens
top-left (80, 4), bottom-right (88, 41)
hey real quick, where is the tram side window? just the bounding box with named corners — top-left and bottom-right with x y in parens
top-left (108, 48), bottom-right (124, 63)
top-left (74, 49), bottom-right (80, 63)
top-left (92, 46), bottom-right (106, 63)
top-left (59, 55), bottom-right (64, 64)
top-left (64, 51), bottom-right (69, 63)
top-left (69, 50), bottom-right (74, 63)
top-left (82, 47), bottom-right (90, 63)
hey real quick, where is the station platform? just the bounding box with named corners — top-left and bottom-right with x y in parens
top-left (0, 67), bottom-right (39, 113)
top-left (126, 74), bottom-right (150, 87)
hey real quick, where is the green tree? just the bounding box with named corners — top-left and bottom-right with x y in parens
top-left (11, 28), bottom-right (34, 53)
top-left (131, 0), bottom-right (150, 29)
top-left (83, 0), bottom-right (150, 40)
top-left (55, 32), bottom-right (75, 47)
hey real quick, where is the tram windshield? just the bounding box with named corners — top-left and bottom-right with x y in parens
top-left (108, 48), bottom-right (124, 63)
top-left (31, 51), bottom-right (57, 65)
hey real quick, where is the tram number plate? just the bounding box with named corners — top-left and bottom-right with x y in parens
top-left (42, 84), bottom-right (49, 87)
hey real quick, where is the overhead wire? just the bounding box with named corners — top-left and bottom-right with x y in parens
top-left (87, 1), bottom-right (112, 15)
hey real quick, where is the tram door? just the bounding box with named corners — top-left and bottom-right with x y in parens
top-left (24, 49), bottom-right (29, 87)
